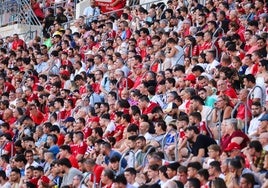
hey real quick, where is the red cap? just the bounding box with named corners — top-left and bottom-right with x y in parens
top-left (184, 74), bottom-right (196, 83)
top-left (224, 142), bottom-right (241, 152)
top-left (40, 176), bottom-right (50, 184)
top-left (89, 116), bottom-right (100, 123)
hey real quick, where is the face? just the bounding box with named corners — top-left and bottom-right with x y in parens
top-left (10, 171), bottom-right (20, 182)
top-left (185, 130), bottom-right (194, 142)
top-left (251, 105), bottom-right (262, 117)
top-left (239, 177), bottom-right (250, 188)
top-left (166, 168), bottom-right (176, 179)
top-left (187, 167), bottom-right (196, 178)
top-left (178, 171), bottom-right (187, 184)
top-left (124, 171), bottom-right (134, 183)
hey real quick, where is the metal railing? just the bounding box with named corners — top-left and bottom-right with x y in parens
top-left (142, 146), bottom-right (155, 167)
top-left (0, 0), bottom-right (41, 26)
top-left (206, 107), bottom-right (221, 142)
top-left (80, 171), bottom-right (96, 188)
top-left (0, 0), bottom-right (42, 41)
top-left (161, 128), bottom-right (179, 161)
top-left (119, 149), bottom-right (135, 172)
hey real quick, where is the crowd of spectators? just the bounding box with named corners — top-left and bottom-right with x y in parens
top-left (0, 0), bottom-right (267, 187)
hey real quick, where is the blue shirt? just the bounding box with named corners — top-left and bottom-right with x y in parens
top-left (105, 150), bottom-right (127, 169)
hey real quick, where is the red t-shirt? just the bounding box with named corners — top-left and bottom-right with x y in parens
top-left (30, 111), bottom-right (44, 125)
top-left (91, 165), bottom-right (104, 183)
top-left (224, 87), bottom-right (237, 99)
top-left (71, 142), bottom-right (87, 158)
top-left (57, 133), bottom-right (65, 146)
top-left (113, 124), bottom-right (125, 142)
top-left (69, 155), bottom-right (79, 169)
top-left (142, 102), bottom-right (159, 115)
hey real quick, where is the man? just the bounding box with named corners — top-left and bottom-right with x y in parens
top-left (100, 169), bottom-right (114, 188)
top-left (239, 173), bottom-right (255, 188)
top-left (100, 113), bottom-right (115, 138)
top-left (124, 168), bottom-right (139, 187)
top-left (139, 121), bottom-right (153, 142)
top-left (189, 95), bottom-right (212, 122)
top-left (109, 156), bottom-right (123, 175)
top-left (197, 88), bottom-right (216, 108)
top-left (83, 0), bottom-right (100, 23)
top-left (208, 161), bottom-right (225, 180)
top-left (43, 151), bottom-right (54, 175)
top-left (84, 158), bottom-right (104, 185)
top-left (187, 162), bottom-right (202, 178)
top-left (9, 168), bottom-right (21, 188)
top-left (71, 131), bottom-right (87, 161)
top-left (24, 150), bottom-right (39, 169)
top-left (244, 140), bottom-right (266, 173)
top-left (47, 134), bottom-right (60, 158)
top-left (185, 126), bottom-right (216, 161)
top-left (205, 50), bottom-right (219, 75)
top-left (138, 95), bottom-right (158, 120)
top-left (35, 52), bottom-right (49, 74)
top-left (166, 162), bottom-right (180, 181)
top-left (100, 141), bottom-right (127, 169)
top-left (55, 7), bottom-right (67, 24)
top-left (29, 103), bottom-right (44, 126)
top-left (113, 174), bottom-right (128, 188)
top-left (217, 79), bottom-right (237, 99)
top-left (59, 145), bottom-right (79, 169)
top-left (58, 158), bottom-right (82, 187)
top-left (244, 74), bottom-right (266, 105)
top-left (248, 102), bottom-right (264, 138)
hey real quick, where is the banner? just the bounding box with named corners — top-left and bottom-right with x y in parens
top-left (95, 0), bottom-right (126, 13)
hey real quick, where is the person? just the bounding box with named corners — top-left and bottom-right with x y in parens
top-left (100, 169), bottom-right (114, 188)
top-left (0, 170), bottom-right (10, 188)
top-left (58, 158), bottom-right (82, 187)
top-left (83, 0), bottom-right (100, 24)
top-left (184, 126), bottom-right (217, 162)
top-left (99, 141), bottom-right (127, 169)
top-left (220, 119), bottom-right (250, 151)
top-left (164, 37), bottom-right (184, 66)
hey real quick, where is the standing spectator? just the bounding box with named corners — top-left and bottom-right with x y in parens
top-left (55, 7), bottom-right (68, 24)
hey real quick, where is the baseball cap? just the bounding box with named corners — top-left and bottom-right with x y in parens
top-left (88, 116), bottom-right (100, 123)
top-left (64, 117), bottom-right (75, 123)
top-left (224, 142), bottom-right (241, 152)
top-left (184, 74), bottom-right (196, 83)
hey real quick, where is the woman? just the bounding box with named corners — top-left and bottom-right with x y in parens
top-left (159, 166), bottom-right (170, 188)
top-left (211, 95), bottom-right (233, 124)
top-left (221, 119), bottom-right (249, 151)
top-left (184, 35), bottom-right (199, 57)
